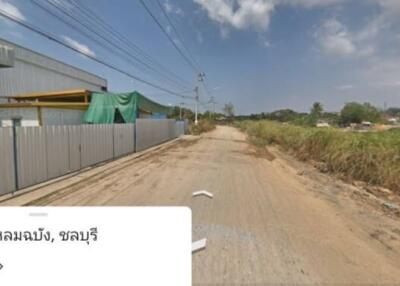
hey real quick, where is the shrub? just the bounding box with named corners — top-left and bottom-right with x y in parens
top-left (238, 120), bottom-right (400, 192)
top-left (189, 119), bottom-right (216, 135)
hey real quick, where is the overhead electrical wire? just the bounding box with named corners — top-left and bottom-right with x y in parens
top-left (0, 8), bottom-right (194, 99)
top-left (139, 0), bottom-right (200, 73)
top-left (32, 0), bottom-right (190, 91)
top-left (152, 0), bottom-right (217, 104)
top-left (64, 0), bottom-right (191, 89)
top-left (154, 0), bottom-right (201, 72)
top-left (30, 1), bottom-right (142, 71)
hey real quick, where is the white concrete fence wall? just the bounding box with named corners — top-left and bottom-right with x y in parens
top-left (0, 120), bottom-right (186, 196)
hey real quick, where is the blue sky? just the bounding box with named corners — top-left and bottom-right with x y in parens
top-left (1, 0), bottom-right (400, 114)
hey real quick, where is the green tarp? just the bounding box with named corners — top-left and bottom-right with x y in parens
top-left (83, 91), bottom-right (171, 124)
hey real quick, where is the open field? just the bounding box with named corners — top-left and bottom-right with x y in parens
top-left (238, 120), bottom-right (400, 193)
top-left (1, 126), bottom-right (400, 284)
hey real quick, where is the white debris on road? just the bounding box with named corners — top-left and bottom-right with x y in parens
top-left (192, 190), bottom-right (214, 198)
top-left (192, 238), bottom-right (207, 253)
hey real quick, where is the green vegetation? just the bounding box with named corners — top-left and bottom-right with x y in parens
top-left (310, 102), bottom-right (323, 118)
top-left (238, 120), bottom-right (400, 192)
top-left (169, 105), bottom-right (195, 121)
top-left (189, 119), bottom-right (216, 135)
top-left (339, 102), bottom-right (382, 125)
top-left (386, 107), bottom-right (400, 117)
top-left (169, 105), bottom-right (225, 122)
top-left (237, 102), bottom-right (398, 127)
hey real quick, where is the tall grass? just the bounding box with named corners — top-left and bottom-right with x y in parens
top-left (189, 119), bottom-right (216, 135)
top-left (238, 120), bottom-right (400, 192)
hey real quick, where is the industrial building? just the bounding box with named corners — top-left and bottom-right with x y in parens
top-left (0, 89), bottom-right (91, 126)
top-left (0, 38), bottom-right (107, 126)
top-left (0, 38), bottom-right (107, 96)
top-left (0, 89), bottom-right (171, 126)
top-left (0, 38), bottom-right (171, 126)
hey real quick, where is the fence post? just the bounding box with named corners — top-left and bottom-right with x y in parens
top-left (134, 122), bottom-right (137, 153)
top-left (112, 124), bottom-right (115, 159)
top-left (11, 125), bottom-right (19, 193)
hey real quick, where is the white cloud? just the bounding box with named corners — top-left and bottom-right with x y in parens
top-left (0, 0), bottom-right (25, 20)
top-left (193, 0), bottom-right (349, 35)
top-left (194, 0), bottom-right (275, 32)
top-left (194, 0), bottom-right (400, 31)
top-left (163, 0), bottom-right (184, 16)
top-left (193, 0), bottom-right (400, 47)
top-left (49, 0), bottom-right (74, 10)
top-left (356, 17), bottom-right (384, 42)
top-left (376, 0), bottom-right (400, 17)
top-left (315, 18), bottom-right (378, 57)
top-left (336, 84), bottom-right (353, 90)
top-left (164, 1), bottom-right (173, 13)
top-left (281, 0), bottom-right (345, 8)
top-left (315, 18), bottom-right (355, 56)
top-left (62, 36), bottom-right (95, 57)
top-left (165, 25), bottom-right (181, 45)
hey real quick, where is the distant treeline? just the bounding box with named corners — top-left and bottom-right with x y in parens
top-left (236, 102), bottom-right (400, 127)
top-left (168, 105), bottom-right (226, 122)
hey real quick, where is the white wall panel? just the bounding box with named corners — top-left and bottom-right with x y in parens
top-left (16, 127), bottom-right (48, 188)
top-left (45, 126), bottom-right (69, 180)
top-left (113, 124), bottom-right (135, 158)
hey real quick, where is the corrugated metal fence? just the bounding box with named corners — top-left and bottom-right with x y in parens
top-left (136, 119), bottom-right (176, 152)
top-left (0, 128), bottom-right (15, 194)
top-left (0, 120), bottom-right (186, 196)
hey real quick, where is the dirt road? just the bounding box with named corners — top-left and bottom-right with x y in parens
top-left (2, 126), bottom-right (400, 284)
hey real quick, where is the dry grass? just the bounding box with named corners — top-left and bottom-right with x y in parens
top-left (238, 120), bottom-right (400, 192)
top-left (189, 119), bottom-right (216, 135)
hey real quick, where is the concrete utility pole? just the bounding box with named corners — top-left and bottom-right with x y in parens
top-left (194, 86), bottom-right (199, 125)
top-left (179, 102), bottom-right (184, 120)
top-left (194, 72), bottom-right (205, 125)
top-left (209, 96), bottom-right (216, 119)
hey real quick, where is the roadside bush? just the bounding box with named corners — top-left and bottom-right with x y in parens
top-left (238, 120), bottom-right (400, 192)
top-left (189, 119), bottom-right (216, 135)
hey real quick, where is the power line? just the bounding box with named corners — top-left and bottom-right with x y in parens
top-left (139, 0), bottom-right (199, 73)
top-left (34, 0), bottom-right (190, 90)
top-left (154, 1), bottom-right (217, 105)
top-left (140, 0), bottom-right (218, 107)
top-left (154, 0), bottom-right (201, 72)
top-left (0, 8), bottom-right (194, 99)
top-left (30, 0), bottom-right (140, 70)
top-left (65, 0), bottom-right (191, 88)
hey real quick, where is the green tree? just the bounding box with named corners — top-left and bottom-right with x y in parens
top-left (168, 105), bottom-right (194, 121)
top-left (265, 109), bottom-right (298, 122)
top-left (310, 102), bottom-right (323, 118)
top-left (340, 102), bottom-right (382, 125)
top-left (386, 107), bottom-right (400, 117)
